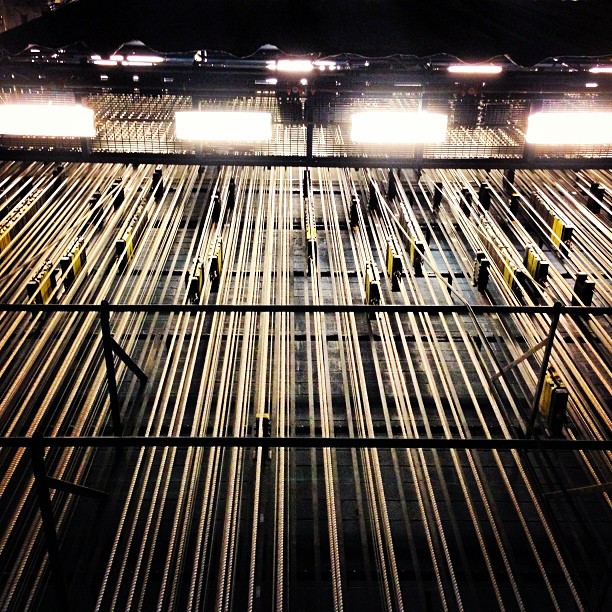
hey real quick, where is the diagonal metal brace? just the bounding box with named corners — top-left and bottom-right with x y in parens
top-left (527, 301), bottom-right (563, 437)
top-left (490, 336), bottom-right (548, 382)
top-left (30, 432), bottom-right (70, 610)
top-left (110, 337), bottom-right (147, 383)
top-left (99, 300), bottom-right (147, 435)
top-left (100, 300), bottom-right (122, 435)
top-left (47, 477), bottom-right (108, 499)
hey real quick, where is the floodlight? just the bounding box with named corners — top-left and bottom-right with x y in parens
top-left (126, 55), bottom-right (164, 64)
top-left (526, 112), bottom-right (612, 145)
top-left (589, 67), bottom-right (612, 74)
top-left (175, 111), bottom-right (272, 142)
top-left (447, 64), bottom-right (503, 75)
top-left (267, 60), bottom-right (314, 73)
top-left (351, 111), bottom-right (448, 144)
top-left (0, 104), bottom-right (96, 138)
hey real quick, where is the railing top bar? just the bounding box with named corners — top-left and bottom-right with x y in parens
top-left (2, 435), bottom-right (610, 451)
top-left (0, 303), bottom-right (610, 315)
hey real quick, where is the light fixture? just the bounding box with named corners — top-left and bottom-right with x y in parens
top-left (0, 104), bottom-right (96, 137)
top-left (267, 59), bottom-right (314, 73)
top-left (526, 112), bottom-right (612, 145)
top-left (123, 61), bottom-right (152, 67)
top-left (126, 54), bottom-right (164, 64)
top-left (351, 111), bottom-right (448, 144)
top-left (589, 67), bottom-right (612, 74)
top-left (175, 111), bottom-right (272, 142)
top-left (314, 60), bottom-right (336, 72)
top-left (447, 64), bottom-right (503, 75)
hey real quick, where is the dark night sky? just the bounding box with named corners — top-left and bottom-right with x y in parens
top-left (0, 0), bottom-right (611, 65)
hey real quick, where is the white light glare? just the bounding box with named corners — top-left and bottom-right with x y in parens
top-left (0, 104), bottom-right (96, 137)
top-left (126, 54), bottom-right (164, 64)
top-left (526, 112), bottom-right (612, 145)
top-left (267, 59), bottom-right (314, 73)
top-left (589, 67), bottom-right (612, 74)
top-left (447, 64), bottom-right (503, 74)
top-left (585, 82), bottom-right (598, 88)
top-left (93, 59), bottom-right (117, 67)
top-left (175, 111), bottom-right (272, 142)
top-left (110, 54), bottom-right (124, 62)
top-left (314, 60), bottom-right (336, 72)
top-left (351, 111), bottom-right (448, 144)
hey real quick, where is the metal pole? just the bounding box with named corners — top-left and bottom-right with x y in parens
top-left (30, 432), bottom-right (69, 610)
top-left (527, 301), bottom-right (563, 437)
top-left (100, 300), bottom-right (122, 435)
top-left (2, 434), bottom-right (608, 452)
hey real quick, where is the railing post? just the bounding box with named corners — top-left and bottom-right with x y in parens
top-left (527, 301), bottom-right (563, 437)
top-left (100, 300), bottom-right (122, 435)
top-left (30, 432), bottom-right (69, 610)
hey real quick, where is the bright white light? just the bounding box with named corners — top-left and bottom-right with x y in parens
top-left (0, 104), bottom-right (96, 137)
top-left (265, 78), bottom-right (278, 85)
top-left (123, 61), bottom-right (152, 67)
top-left (175, 111), bottom-right (272, 142)
top-left (300, 78), bottom-right (308, 86)
top-left (126, 54), bottom-right (164, 64)
top-left (314, 60), bottom-right (336, 71)
top-left (447, 64), bottom-right (503, 75)
top-left (267, 59), bottom-right (314, 73)
top-left (110, 54), bottom-right (124, 62)
top-left (589, 67), bottom-right (612, 74)
top-left (526, 112), bottom-right (612, 145)
top-left (93, 59), bottom-right (117, 66)
top-left (90, 54), bottom-right (102, 61)
top-left (585, 82), bottom-right (598, 88)
top-left (351, 111), bottom-right (448, 144)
